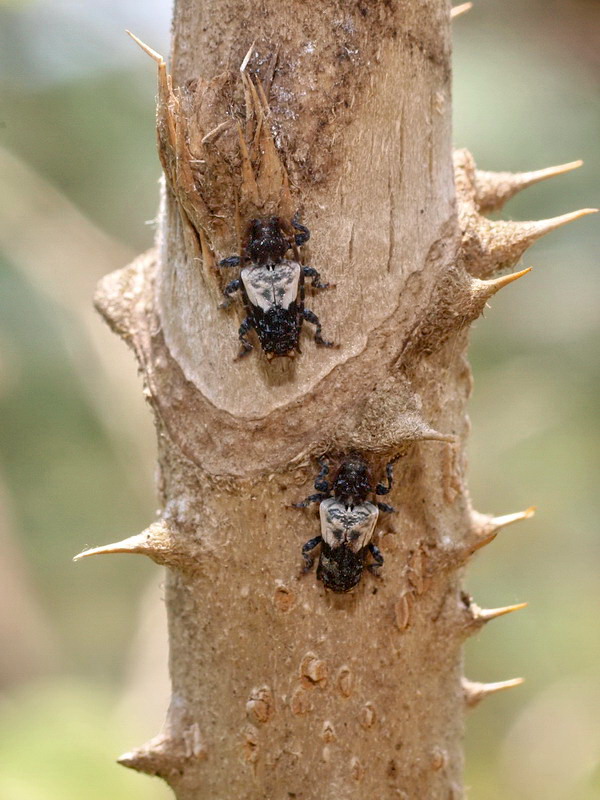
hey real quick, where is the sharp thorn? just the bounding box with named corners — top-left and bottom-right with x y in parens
top-left (118, 738), bottom-right (177, 777)
top-left (463, 677), bottom-right (524, 708)
top-left (525, 208), bottom-right (598, 237)
top-left (451, 2), bottom-right (473, 18)
top-left (473, 267), bottom-right (532, 300)
top-left (474, 601), bottom-right (528, 622)
top-left (125, 30), bottom-right (165, 64)
top-left (474, 160), bottom-right (584, 212)
top-left (486, 266), bottom-right (532, 291)
top-left (119, 728), bottom-right (206, 776)
top-left (490, 506), bottom-right (536, 529)
top-left (118, 748), bottom-right (150, 772)
top-left (72, 521), bottom-right (193, 569)
top-left (466, 506), bottom-right (535, 554)
top-left (73, 532), bottom-right (152, 561)
top-left (521, 159), bottom-right (583, 179)
top-left (472, 210), bottom-right (597, 276)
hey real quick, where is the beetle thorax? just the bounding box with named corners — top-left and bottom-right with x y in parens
top-left (319, 498), bottom-right (379, 553)
top-left (241, 261), bottom-right (301, 312)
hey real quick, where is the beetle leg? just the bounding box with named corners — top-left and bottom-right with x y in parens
top-left (218, 255), bottom-right (241, 268)
top-left (292, 214), bottom-right (310, 247)
top-left (293, 492), bottom-right (329, 509)
top-left (235, 317), bottom-right (254, 359)
top-left (367, 543), bottom-right (384, 575)
top-left (375, 462), bottom-right (395, 495)
top-left (220, 278), bottom-right (242, 309)
top-left (314, 456), bottom-right (330, 492)
top-left (368, 542), bottom-right (384, 566)
top-left (303, 266), bottom-right (333, 291)
top-left (376, 502), bottom-right (396, 514)
top-left (301, 535), bottom-right (323, 572)
top-left (303, 308), bottom-right (334, 348)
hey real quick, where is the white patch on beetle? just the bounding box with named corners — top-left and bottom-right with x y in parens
top-left (319, 498), bottom-right (379, 553)
top-left (241, 261), bottom-right (301, 312)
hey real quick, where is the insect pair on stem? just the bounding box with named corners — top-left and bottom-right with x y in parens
top-left (218, 215), bottom-right (335, 360)
top-left (220, 219), bottom-right (392, 592)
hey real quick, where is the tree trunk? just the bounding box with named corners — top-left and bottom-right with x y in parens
top-left (76, 0), bottom-right (594, 797)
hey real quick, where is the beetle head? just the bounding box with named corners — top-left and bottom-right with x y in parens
top-left (333, 453), bottom-right (372, 505)
top-left (247, 217), bottom-right (290, 265)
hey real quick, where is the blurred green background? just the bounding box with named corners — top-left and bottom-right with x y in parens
top-left (0, 1), bottom-right (597, 798)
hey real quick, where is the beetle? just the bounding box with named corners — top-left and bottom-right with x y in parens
top-left (293, 453), bottom-right (397, 593)
top-left (218, 215), bottom-right (334, 360)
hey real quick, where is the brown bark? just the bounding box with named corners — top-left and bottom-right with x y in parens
top-left (76, 1), bottom-right (594, 797)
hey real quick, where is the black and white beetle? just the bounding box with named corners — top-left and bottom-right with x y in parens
top-left (294, 453), bottom-right (396, 593)
top-left (218, 215), bottom-right (334, 360)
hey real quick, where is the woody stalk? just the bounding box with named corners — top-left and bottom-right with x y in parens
top-left (75, 1), bottom-right (595, 797)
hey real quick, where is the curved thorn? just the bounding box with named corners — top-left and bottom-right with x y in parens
top-left (490, 506), bottom-right (536, 529)
top-left (501, 209), bottom-right (598, 260)
top-left (467, 210), bottom-right (597, 277)
top-left (475, 601), bottom-right (528, 622)
top-left (517, 159), bottom-right (583, 181)
top-left (466, 506), bottom-right (535, 554)
top-left (484, 266), bottom-right (532, 292)
top-left (125, 30), bottom-right (165, 64)
top-left (451, 2), bottom-right (473, 18)
top-left (474, 160), bottom-right (584, 212)
top-left (72, 521), bottom-right (196, 570)
top-left (524, 208), bottom-right (598, 237)
top-left (73, 532), bottom-right (154, 561)
top-left (463, 677), bottom-right (524, 709)
top-left (473, 267), bottom-right (532, 301)
top-left (477, 161), bottom-right (584, 208)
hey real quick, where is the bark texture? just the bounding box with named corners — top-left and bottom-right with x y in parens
top-left (76, 1), bottom-right (594, 798)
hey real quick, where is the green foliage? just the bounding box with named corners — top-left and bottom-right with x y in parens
top-left (0, 681), bottom-right (170, 800)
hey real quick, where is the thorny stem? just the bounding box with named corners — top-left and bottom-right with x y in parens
top-left (78, 1), bottom-right (594, 797)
